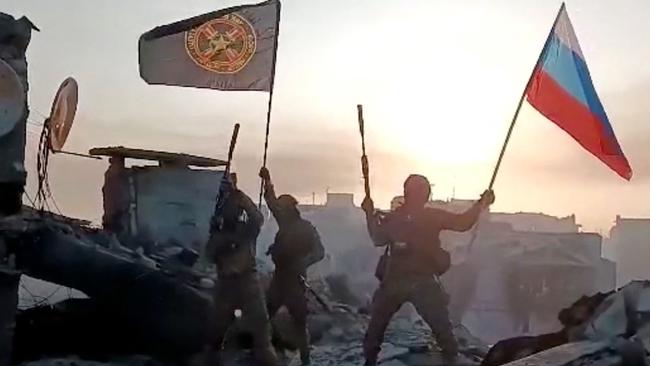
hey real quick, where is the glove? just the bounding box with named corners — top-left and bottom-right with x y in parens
top-left (479, 189), bottom-right (495, 208)
top-left (259, 167), bottom-right (271, 181)
top-left (361, 196), bottom-right (374, 214)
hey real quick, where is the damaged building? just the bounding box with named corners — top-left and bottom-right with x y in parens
top-left (270, 193), bottom-right (617, 344)
top-left (608, 216), bottom-right (650, 287)
top-left (90, 146), bottom-right (226, 256)
top-left (2, 5), bottom-right (650, 366)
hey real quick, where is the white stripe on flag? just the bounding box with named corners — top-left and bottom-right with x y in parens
top-left (553, 8), bottom-right (585, 60)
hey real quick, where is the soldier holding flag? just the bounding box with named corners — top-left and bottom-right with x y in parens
top-left (259, 166), bottom-right (325, 365)
top-left (361, 177), bottom-right (494, 366)
top-left (139, 2), bottom-right (283, 364)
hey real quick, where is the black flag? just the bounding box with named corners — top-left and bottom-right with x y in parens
top-left (139, 0), bottom-right (280, 91)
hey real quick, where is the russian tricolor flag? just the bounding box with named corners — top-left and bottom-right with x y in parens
top-left (526, 4), bottom-right (632, 180)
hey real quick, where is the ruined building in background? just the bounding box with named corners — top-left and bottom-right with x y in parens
top-left (490, 212), bottom-right (580, 233)
top-left (278, 193), bottom-right (617, 344)
top-left (608, 215), bottom-right (650, 286)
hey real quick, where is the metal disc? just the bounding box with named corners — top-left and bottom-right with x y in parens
top-left (0, 59), bottom-right (25, 138)
top-left (47, 77), bottom-right (78, 151)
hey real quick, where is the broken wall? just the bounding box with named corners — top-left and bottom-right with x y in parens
top-left (130, 166), bottom-right (222, 249)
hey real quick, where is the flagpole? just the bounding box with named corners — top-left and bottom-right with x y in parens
top-left (487, 2), bottom-right (565, 190)
top-left (259, 0), bottom-right (282, 208)
top-left (467, 3), bottom-right (565, 254)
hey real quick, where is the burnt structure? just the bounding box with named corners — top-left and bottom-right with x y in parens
top-left (0, 144), bottom-right (231, 364)
top-left (90, 146), bottom-right (226, 253)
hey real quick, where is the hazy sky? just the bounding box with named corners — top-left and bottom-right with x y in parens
top-left (5, 0), bottom-right (650, 232)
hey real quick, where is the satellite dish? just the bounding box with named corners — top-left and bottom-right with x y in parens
top-left (47, 77), bottom-right (78, 151)
top-left (0, 59), bottom-right (25, 138)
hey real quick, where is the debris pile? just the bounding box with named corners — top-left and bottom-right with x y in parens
top-left (9, 210), bottom-right (650, 366)
top-left (2, 216), bottom-right (215, 364)
top-left (3, 212), bottom-right (493, 366)
top-left (483, 280), bottom-right (650, 366)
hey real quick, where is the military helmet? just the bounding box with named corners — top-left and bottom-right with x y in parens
top-left (404, 174), bottom-right (431, 199)
top-left (277, 194), bottom-right (298, 208)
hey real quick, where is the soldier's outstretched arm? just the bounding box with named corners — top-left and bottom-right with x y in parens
top-left (259, 167), bottom-right (281, 218)
top-left (440, 204), bottom-right (482, 232)
top-left (367, 213), bottom-right (392, 247)
top-left (361, 196), bottom-right (391, 246)
top-left (440, 189), bottom-right (495, 232)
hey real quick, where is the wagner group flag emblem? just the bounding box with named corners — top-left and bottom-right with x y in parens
top-left (139, 0), bottom-right (280, 91)
top-left (526, 5), bottom-right (632, 180)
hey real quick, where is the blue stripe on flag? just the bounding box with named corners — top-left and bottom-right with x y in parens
top-left (539, 35), bottom-right (614, 137)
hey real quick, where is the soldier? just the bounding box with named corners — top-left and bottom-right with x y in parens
top-left (204, 173), bottom-right (279, 366)
top-left (259, 167), bottom-right (325, 366)
top-left (361, 174), bottom-right (495, 366)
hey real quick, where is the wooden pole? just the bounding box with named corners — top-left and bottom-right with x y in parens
top-left (259, 1), bottom-right (282, 208)
top-left (468, 3), bottom-right (566, 253)
top-left (225, 123), bottom-right (241, 175)
top-left (358, 104), bottom-right (371, 199)
top-left (487, 2), bottom-right (565, 190)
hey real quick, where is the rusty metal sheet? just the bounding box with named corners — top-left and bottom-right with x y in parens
top-left (89, 146), bottom-right (226, 167)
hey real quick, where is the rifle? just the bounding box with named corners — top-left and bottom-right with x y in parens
top-left (211, 123), bottom-right (241, 233)
top-left (357, 104), bottom-right (371, 201)
top-left (300, 275), bottom-right (331, 313)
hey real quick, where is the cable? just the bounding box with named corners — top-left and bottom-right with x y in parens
top-left (23, 190), bottom-right (37, 208)
top-left (32, 108), bottom-right (49, 120)
top-left (30, 286), bottom-right (63, 307)
top-left (20, 283), bottom-right (39, 301)
top-left (27, 118), bottom-right (43, 126)
top-left (34, 122), bottom-right (64, 216)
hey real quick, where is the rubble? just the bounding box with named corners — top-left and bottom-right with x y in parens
top-left (483, 281), bottom-right (650, 366)
top-left (7, 206), bottom-right (650, 366)
top-left (1, 216), bottom-right (215, 363)
top-left (3, 208), bottom-right (490, 365)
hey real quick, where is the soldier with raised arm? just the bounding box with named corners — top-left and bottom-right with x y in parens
top-left (259, 167), bottom-right (324, 365)
top-left (361, 174), bottom-right (494, 366)
top-left (204, 173), bottom-right (279, 366)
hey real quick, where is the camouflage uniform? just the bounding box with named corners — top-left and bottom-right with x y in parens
top-left (363, 203), bottom-right (483, 365)
top-left (205, 189), bottom-right (278, 366)
top-left (263, 181), bottom-right (324, 365)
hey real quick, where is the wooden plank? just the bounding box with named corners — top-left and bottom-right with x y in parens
top-left (89, 146), bottom-right (227, 167)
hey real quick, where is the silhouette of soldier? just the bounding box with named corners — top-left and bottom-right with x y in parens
top-left (259, 167), bottom-right (324, 365)
top-left (204, 173), bottom-right (279, 366)
top-left (361, 174), bottom-right (494, 366)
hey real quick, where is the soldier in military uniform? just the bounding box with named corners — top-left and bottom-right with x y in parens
top-left (259, 167), bottom-right (324, 365)
top-left (204, 173), bottom-right (279, 366)
top-left (361, 174), bottom-right (494, 366)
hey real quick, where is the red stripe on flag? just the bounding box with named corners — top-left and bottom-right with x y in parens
top-left (527, 68), bottom-right (632, 180)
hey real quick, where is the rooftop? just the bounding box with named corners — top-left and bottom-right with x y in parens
top-left (89, 146), bottom-right (227, 168)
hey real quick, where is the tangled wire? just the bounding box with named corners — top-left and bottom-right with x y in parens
top-left (35, 119), bottom-right (62, 215)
